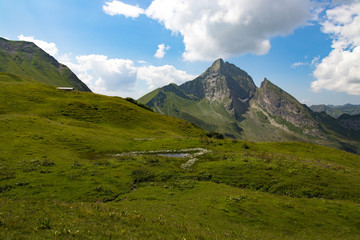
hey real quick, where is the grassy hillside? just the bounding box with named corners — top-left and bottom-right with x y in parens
top-left (0, 37), bottom-right (91, 91)
top-left (1, 73), bottom-right (360, 239)
top-left (142, 88), bottom-right (242, 138)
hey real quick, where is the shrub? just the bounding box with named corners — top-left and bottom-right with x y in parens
top-left (131, 169), bottom-right (154, 183)
top-left (206, 131), bottom-right (224, 139)
top-left (41, 159), bottom-right (55, 166)
top-left (125, 97), bottom-right (153, 112)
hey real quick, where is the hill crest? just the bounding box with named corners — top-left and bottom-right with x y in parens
top-left (0, 37), bottom-right (91, 92)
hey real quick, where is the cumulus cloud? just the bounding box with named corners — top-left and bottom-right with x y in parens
top-left (62, 54), bottom-right (195, 97)
top-left (138, 65), bottom-right (196, 90)
top-left (103, 0), bottom-right (145, 18)
top-left (154, 44), bottom-right (170, 59)
top-left (331, 0), bottom-right (360, 5)
top-left (312, 2), bottom-right (360, 95)
top-left (63, 55), bottom-right (137, 94)
top-left (18, 35), bottom-right (58, 56)
top-left (104, 0), bottom-right (312, 61)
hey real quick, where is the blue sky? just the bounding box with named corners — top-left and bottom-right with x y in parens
top-left (1, 0), bottom-right (360, 105)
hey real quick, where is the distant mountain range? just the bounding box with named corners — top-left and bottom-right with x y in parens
top-left (139, 59), bottom-right (360, 153)
top-left (310, 104), bottom-right (360, 118)
top-left (0, 37), bottom-right (90, 91)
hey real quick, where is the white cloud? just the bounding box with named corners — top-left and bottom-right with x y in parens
top-left (103, 0), bottom-right (312, 61)
top-left (154, 43), bottom-right (170, 59)
top-left (63, 55), bottom-right (138, 95)
top-left (62, 54), bottom-right (195, 96)
top-left (138, 65), bottom-right (196, 90)
top-left (103, 0), bottom-right (145, 18)
top-left (147, 0), bottom-right (311, 61)
top-left (312, 2), bottom-right (360, 95)
top-left (332, 0), bottom-right (360, 5)
top-left (18, 35), bottom-right (58, 56)
top-left (311, 55), bottom-right (321, 66)
top-left (291, 56), bottom-right (320, 68)
top-left (292, 62), bottom-right (306, 68)
top-left (301, 98), bottom-right (310, 104)
top-left (58, 53), bottom-right (73, 63)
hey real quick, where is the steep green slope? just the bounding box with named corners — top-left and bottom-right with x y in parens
top-left (142, 85), bottom-right (242, 138)
top-left (0, 72), bottom-right (205, 165)
top-left (1, 73), bottom-right (360, 239)
top-left (0, 37), bottom-right (91, 91)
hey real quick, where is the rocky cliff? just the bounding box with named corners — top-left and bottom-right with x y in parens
top-left (139, 59), bottom-right (359, 152)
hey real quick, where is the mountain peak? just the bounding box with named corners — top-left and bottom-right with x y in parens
top-left (260, 78), bottom-right (271, 88)
top-left (255, 78), bottom-right (320, 131)
top-left (210, 58), bottom-right (225, 71)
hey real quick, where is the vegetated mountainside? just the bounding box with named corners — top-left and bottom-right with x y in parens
top-left (337, 114), bottom-right (360, 131)
top-left (0, 37), bottom-right (91, 91)
top-left (141, 59), bottom-right (256, 138)
top-left (0, 72), bottom-right (203, 140)
top-left (311, 104), bottom-right (360, 118)
top-left (1, 72), bottom-right (360, 239)
top-left (139, 59), bottom-right (359, 153)
top-left (0, 73), bottom-right (360, 239)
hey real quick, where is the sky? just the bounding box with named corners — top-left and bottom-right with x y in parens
top-left (1, 0), bottom-right (360, 106)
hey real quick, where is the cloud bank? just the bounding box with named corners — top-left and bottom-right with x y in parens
top-left (103, 0), bottom-right (312, 61)
top-left (138, 65), bottom-right (196, 90)
top-left (63, 55), bottom-right (195, 97)
top-left (14, 35), bottom-right (194, 98)
top-left (312, 2), bottom-right (360, 95)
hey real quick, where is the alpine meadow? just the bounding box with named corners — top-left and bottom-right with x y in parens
top-left (1, 1), bottom-right (360, 239)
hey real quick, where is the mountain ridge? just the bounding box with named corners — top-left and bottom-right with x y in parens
top-left (0, 37), bottom-right (91, 92)
top-left (310, 104), bottom-right (360, 118)
top-left (139, 59), bottom-right (359, 153)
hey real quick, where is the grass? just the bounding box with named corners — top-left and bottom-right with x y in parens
top-left (1, 73), bottom-right (360, 239)
top-left (0, 37), bottom-right (90, 91)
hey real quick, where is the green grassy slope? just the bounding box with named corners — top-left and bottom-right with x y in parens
top-left (1, 73), bottom-right (360, 239)
top-left (0, 37), bottom-right (91, 91)
top-left (143, 88), bottom-right (242, 138)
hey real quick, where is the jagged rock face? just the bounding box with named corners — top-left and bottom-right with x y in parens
top-left (254, 79), bottom-right (319, 129)
top-left (180, 59), bottom-right (257, 118)
top-left (139, 59), bottom-right (360, 150)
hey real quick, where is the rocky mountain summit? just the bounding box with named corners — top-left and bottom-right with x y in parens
top-left (139, 59), bottom-right (359, 152)
top-left (181, 59), bottom-right (257, 119)
top-left (253, 78), bottom-right (322, 137)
